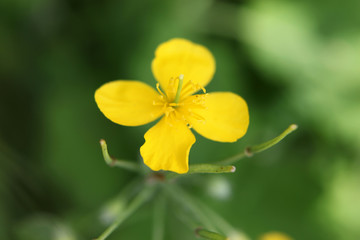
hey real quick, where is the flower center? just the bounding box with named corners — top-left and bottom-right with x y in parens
top-left (153, 75), bottom-right (207, 127)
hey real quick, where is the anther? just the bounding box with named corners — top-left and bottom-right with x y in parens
top-left (156, 83), bottom-right (166, 99)
top-left (168, 77), bottom-right (176, 89)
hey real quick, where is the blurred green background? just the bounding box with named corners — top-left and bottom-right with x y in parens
top-left (1, 0), bottom-right (360, 239)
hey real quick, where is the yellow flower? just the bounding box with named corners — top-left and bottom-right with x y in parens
top-left (260, 232), bottom-right (293, 240)
top-left (95, 38), bottom-right (249, 174)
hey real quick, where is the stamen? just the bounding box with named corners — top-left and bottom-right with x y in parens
top-left (164, 106), bottom-right (174, 117)
top-left (179, 80), bottom-right (206, 98)
top-left (154, 75), bottom-right (208, 126)
top-left (166, 77), bottom-right (177, 100)
top-left (199, 85), bottom-right (206, 94)
top-left (179, 81), bottom-right (193, 97)
top-left (180, 94), bottom-right (207, 109)
top-left (174, 74), bottom-right (184, 103)
top-left (156, 83), bottom-right (166, 99)
top-left (188, 111), bottom-right (205, 121)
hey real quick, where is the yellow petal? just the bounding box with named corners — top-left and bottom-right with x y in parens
top-left (140, 117), bottom-right (196, 174)
top-left (188, 92), bottom-right (249, 142)
top-left (152, 38), bottom-right (215, 97)
top-left (95, 80), bottom-right (163, 126)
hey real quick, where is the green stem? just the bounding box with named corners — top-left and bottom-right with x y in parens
top-left (167, 164), bottom-right (236, 179)
top-left (152, 191), bottom-right (166, 240)
top-left (188, 194), bottom-right (250, 240)
top-left (95, 184), bottom-right (155, 240)
top-left (195, 228), bottom-right (228, 240)
top-left (218, 124), bottom-right (298, 165)
top-left (188, 164), bottom-right (236, 174)
top-left (197, 199), bottom-right (250, 240)
top-left (166, 185), bottom-right (243, 239)
top-left (99, 178), bottom-right (142, 224)
top-left (100, 139), bottom-right (141, 172)
top-left (164, 184), bottom-right (215, 230)
top-left (165, 184), bottom-right (249, 240)
top-left (174, 207), bottom-right (199, 230)
top-left (175, 207), bottom-right (229, 240)
top-left (174, 74), bottom-right (184, 103)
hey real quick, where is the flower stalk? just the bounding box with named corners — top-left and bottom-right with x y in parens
top-left (100, 139), bottom-right (141, 172)
top-left (99, 178), bottom-right (142, 225)
top-left (95, 184), bottom-right (156, 240)
top-left (188, 164), bottom-right (236, 174)
top-left (164, 184), bottom-right (215, 230)
top-left (167, 163), bottom-right (236, 179)
top-left (164, 184), bottom-right (247, 239)
top-left (152, 192), bottom-right (166, 240)
top-left (195, 228), bottom-right (228, 240)
top-left (218, 124), bottom-right (298, 165)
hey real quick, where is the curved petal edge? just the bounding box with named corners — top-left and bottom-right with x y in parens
top-left (140, 117), bottom-right (196, 174)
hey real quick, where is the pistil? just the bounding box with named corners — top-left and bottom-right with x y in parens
top-left (174, 74), bottom-right (184, 104)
